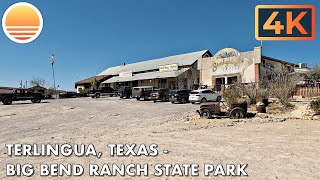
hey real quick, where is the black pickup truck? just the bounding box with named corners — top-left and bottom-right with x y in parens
top-left (0, 89), bottom-right (43, 105)
top-left (89, 87), bottom-right (117, 98)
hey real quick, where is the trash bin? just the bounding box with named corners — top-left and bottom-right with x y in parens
top-left (256, 105), bottom-right (266, 113)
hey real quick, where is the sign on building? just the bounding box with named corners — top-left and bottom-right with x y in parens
top-left (159, 63), bottom-right (178, 72)
top-left (119, 71), bottom-right (133, 77)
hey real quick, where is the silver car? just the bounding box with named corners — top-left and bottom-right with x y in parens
top-left (188, 89), bottom-right (221, 104)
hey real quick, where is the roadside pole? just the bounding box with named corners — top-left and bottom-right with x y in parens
top-left (51, 54), bottom-right (57, 99)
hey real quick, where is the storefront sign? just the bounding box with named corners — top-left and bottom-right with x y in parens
top-left (212, 59), bottom-right (241, 72)
top-left (159, 63), bottom-right (178, 72)
top-left (214, 48), bottom-right (240, 59)
top-left (119, 71), bottom-right (133, 77)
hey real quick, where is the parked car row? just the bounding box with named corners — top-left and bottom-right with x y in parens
top-left (115, 86), bottom-right (221, 104)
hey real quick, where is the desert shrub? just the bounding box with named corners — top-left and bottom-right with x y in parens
top-left (310, 98), bottom-right (320, 113)
top-left (267, 70), bottom-right (303, 107)
top-left (241, 83), bottom-right (269, 105)
top-left (222, 85), bottom-right (243, 106)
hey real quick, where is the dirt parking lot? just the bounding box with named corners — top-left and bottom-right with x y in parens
top-left (0, 97), bottom-right (320, 179)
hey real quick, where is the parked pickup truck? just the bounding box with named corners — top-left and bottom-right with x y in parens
top-left (89, 87), bottom-right (117, 98)
top-left (0, 88), bottom-right (43, 105)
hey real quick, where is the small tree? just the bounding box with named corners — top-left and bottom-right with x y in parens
top-left (91, 78), bottom-right (98, 90)
top-left (306, 64), bottom-right (320, 87)
top-left (29, 77), bottom-right (45, 87)
top-left (267, 70), bottom-right (303, 107)
top-left (176, 69), bottom-right (188, 89)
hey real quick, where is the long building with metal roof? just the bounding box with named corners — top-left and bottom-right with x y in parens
top-left (75, 50), bottom-right (212, 93)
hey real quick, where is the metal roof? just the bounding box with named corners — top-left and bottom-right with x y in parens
top-left (98, 50), bottom-right (209, 76)
top-left (103, 68), bottom-right (189, 83)
top-left (75, 75), bottom-right (110, 85)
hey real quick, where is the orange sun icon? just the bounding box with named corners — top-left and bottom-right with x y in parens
top-left (2, 2), bottom-right (43, 44)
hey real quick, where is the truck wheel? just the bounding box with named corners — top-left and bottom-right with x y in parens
top-left (181, 98), bottom-right (186, 104)
top-left (136, 97), bottom-right (140, 100)
top-left (95, 93), bottom-right (100, 98)
top-left (191, 102), bottom-right (195, 104)
top-left (230, 108), bottom-right (245, 119)
top-left (153, 100), bottom-right (157, 103)
top-left (216, 96), bottom-right (222, 102)
top-left (3, 98), bottom-right (12, 105)
top-left (201, 109), bottom-right (212, 119)
top-left (32, 97), bottom-right (41, 103)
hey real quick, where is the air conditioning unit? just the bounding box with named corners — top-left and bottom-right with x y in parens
top-left (299, 63), bottom-right (307, 69)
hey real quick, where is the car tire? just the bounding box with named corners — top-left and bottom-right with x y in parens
top-left (171, 101), bottom-right (175, 104)
top-left (136, 97), bottom-right (140, 100)
top-left (217, 96), bottom-right (222, 102)
top-left (201, 109), bottom-right (212, 119)
top-left (230, 108), bottom-right (245, 119)
top-left (33, 97), bottom-right (41, 103)
top-left (200, 98), bottom-right (207, 103)
top-left (3, 98), bottom-right (12, 105)
top-left (181, 98), bottom-right (186, 104)
top-left (153, 100), bottom-right (157, 103)
top-left (191, 102), bottom-right (195, 104)
top-left (95, 93), bottom-right (100, 98)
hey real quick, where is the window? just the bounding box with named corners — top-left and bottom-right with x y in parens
top-left (202, 90), bottom-right (210, 93)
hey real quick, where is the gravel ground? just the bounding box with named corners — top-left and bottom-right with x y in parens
top-left (0, 97), bottom-right (320, 179)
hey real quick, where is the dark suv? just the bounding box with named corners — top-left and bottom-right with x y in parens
top-left (150, 88), bottom-right (170, 103)
top-left (132, 86), bottom-right (155, 100)
top-left (118, 86), bottom-right (132, 98)
top-left (169, 89), bottom-right (191, 104)
top-left (59, 91), bottom-right (78, 98)
top-left (89, 87), bottom-right (116, 98)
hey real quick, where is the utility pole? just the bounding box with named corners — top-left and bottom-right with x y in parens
top-left (51, 54), bottom-right (57, 99)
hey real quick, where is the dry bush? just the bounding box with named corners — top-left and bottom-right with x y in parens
top-left (306, 64), bottom-right (320, 85)
top-left (222, 84), bottom-right (243, 106)
top-left (310, 98), bottom-right (320, 114)
top-left (267, 70), bottom-right (303, 107)
top-left (241, 82), bottom-right (269, 104)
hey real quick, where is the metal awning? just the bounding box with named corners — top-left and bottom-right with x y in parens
top-left (102, 68), bottom-right (189, 83)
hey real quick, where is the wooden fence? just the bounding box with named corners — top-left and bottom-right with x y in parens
top-left (295, 87), bottom-right (320, 97)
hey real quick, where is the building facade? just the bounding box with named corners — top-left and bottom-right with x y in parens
top-left (198, 47), bottom-right (299, 91)
top-left (75, 47), bottom-right (307, 92)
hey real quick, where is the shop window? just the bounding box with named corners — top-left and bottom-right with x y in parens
top-left (227, 76), bottom-right (238, 84)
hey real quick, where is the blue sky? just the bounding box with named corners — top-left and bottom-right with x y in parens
top-left (0, 0), bottom-right (319, 90)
